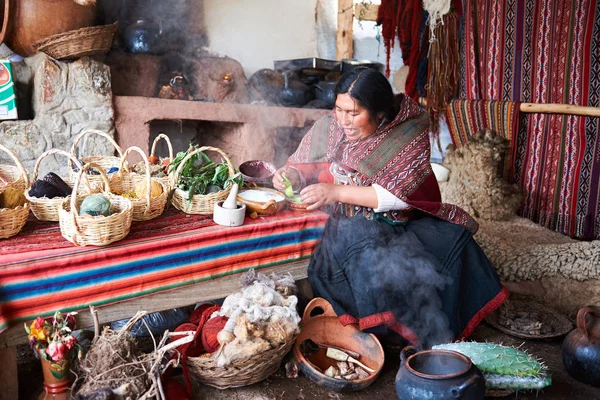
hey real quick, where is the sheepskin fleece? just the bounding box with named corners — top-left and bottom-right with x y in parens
top-left (504, 278), bottom-right (600, 317)
top-left (475, 216), bottom-right (600, 282)
top-left (440, 129), bottom-right (522, 221)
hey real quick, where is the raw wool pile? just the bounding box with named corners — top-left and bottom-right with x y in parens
top-left (475, 216), bottom-right (600, 282)
top-left (439, 129), bottom-right (522, 221)
top-left (210, 270), bottom-right (301, 367)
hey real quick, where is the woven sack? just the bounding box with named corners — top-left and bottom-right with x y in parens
top-left (170, 146), bottom-right (235, 215)
top-left (59, 162), bottom-right (133, 246)
top-left (0, 144), bottom-right (30, 239)
top-left (69, 129), bottom-right (125, 194)
top-left (117, 146), bottom-right (167, 221)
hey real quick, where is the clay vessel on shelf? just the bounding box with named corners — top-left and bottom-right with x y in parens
top-left (0, 0), bottom-right (97, 57)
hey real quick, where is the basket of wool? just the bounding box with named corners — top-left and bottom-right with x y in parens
top-left (0, 143), bottom-right (30, 239)
top-left (439, 129), bottom-right (523, 221)
top-left (186, 271), bottom-right (301, 389)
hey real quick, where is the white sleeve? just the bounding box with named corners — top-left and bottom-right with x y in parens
top-left (372, 184), bottom-right (410, 212)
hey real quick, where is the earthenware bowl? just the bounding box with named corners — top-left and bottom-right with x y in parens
top-left (292, 298), bottom-right (385, 392)
top-left (237, 187), bottom-right (286, 216)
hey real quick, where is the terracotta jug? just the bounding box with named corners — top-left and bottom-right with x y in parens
top-left (562, 306), bottom-right (600, 387)
top-left (0, 0), bottom-right (97, 57)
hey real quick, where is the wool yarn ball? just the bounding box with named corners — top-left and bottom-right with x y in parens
top-left (134, 179), bottom-right (163, 199)
top-left (79, 194), bottom-right (111, 217)
top-left (0, 187), bottom-right (26, 208)
top-left (201, 316), bottom-right (228, 353)
top-left (172, 322), bottom-right (201, 356)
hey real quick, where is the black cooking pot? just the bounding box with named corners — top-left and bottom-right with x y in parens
top-left (313, 81), bottom-right (337, 106)
top-left (341, 59), bottom-right (384, 75)
top-left (279, 71), bottom-right (314, 107)
top-left (395, 346), bottom-right (485, 400)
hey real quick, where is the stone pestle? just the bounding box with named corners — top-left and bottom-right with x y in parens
top-left (222, 183), bottom-right (240, 209)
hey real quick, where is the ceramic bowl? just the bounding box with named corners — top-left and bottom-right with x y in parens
top-left (239, 160), bottom-right (277, 187)
top-left (237, 187), bottom-right (287, 216)
top-left (287, 196), bottom-right (309, 212)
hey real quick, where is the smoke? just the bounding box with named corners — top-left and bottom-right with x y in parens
top-left (98, 0), bottom-right (207, 55)
top-left (329, 216), bottom-right (454, 349)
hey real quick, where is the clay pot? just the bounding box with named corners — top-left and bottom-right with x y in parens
top-left (292, 298), bottom-right (385, 392)
top-left (396, 346), bottom-right (485, 400)
top-left (237, 187), bottom-right (286, 216)
top-left (39, 353), bottom-right (71, 400)
top-left (562, 307), bottom-right (600, 386)
top-left (0, 0), bottom-right (97, 57)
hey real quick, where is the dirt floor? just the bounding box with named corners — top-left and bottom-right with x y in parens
top-left (17, 322), bottom-right (600, 400)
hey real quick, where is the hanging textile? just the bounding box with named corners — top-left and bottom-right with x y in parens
top-left (426, 11), bottom-right (461, 134)
top-left (458, 0), bottom-right (600, 240)
top-left (377, 0), bottom-right (429, 100)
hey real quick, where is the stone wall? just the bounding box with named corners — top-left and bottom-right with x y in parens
top-left (0, 54), bottom-right (114, 181)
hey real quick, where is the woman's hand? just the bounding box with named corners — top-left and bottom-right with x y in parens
top-left (273, 166), bottom-right (301, 193)
top-left (300, 183), bottom-right (339, 211)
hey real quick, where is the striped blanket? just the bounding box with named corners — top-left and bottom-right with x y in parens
top-left (0, 209), bottom-right (328, 333)
top-left (458, 0), bottom-right (600, 240)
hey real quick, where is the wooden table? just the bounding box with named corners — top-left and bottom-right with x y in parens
top-left (0, 208), bottom-right (328, 399)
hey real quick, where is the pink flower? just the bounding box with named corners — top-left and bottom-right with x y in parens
top-left (34, 317), bottom-right (46, 330)
top-left (63, 335), bottom-right (77, 350)
top-left (46, 342), bottom-right (67, 362)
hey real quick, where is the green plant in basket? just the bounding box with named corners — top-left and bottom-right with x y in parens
top-left (168, 144), bottom-right (244, 207)
top-left (24, 310), bottom-right (83, 362)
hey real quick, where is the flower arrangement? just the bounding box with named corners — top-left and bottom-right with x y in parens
top-left (24, 311), bottom-right (83, 362)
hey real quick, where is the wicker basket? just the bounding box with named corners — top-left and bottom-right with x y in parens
top-left (131, 133), bottom-right (174, 190)
top-left (187, 335), bottom-right (297, 389)
top-left (59, 162), bottom-right (133, 246)
top-left (0, 144), bottom-right (29, 192)
top-left (24, 149), bottom-right (92, 222)
top-left (170, 146), bottom-right (235, 215)
top-left (0, 144), bottom-right (30, 239)
top-left (33, 23), bottom-right (118, 60)
top-left (69, 129), bottom-right (125, 194)
top-left (117, 146), bottom-right (167, 221)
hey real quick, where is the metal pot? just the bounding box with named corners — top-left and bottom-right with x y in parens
top-left (341, 59), bottom-right (384, 75)
top-left (313, 81), bottom-right (337, 106)
top-left (122, 18), bottom-right (163, 54)
top-left (395, 346), bottom-right (485, 400)
top-left (562, 307), bottom-right (600, 386)
top-left (279, 71), bottom-right (314, 107)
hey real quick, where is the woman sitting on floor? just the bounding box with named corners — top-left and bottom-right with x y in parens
top-left (273, 67), bottom-right (508, 347)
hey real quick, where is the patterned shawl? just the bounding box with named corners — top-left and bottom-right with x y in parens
top-left (288, 94), bottom-right (478, 233)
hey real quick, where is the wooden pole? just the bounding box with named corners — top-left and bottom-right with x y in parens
top-left (420, 98), bottom-right (600, 117)
top-left (337, 0), bottom-right (354, 60)
top-left (520, 102), bottom-right (600, 117)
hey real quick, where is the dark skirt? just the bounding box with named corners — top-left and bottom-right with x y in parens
top-left (308, 214), bottom-right (508, 347)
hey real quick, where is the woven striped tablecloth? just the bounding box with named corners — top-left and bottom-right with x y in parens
top-left (0, 208), bottom-right (328, 333)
